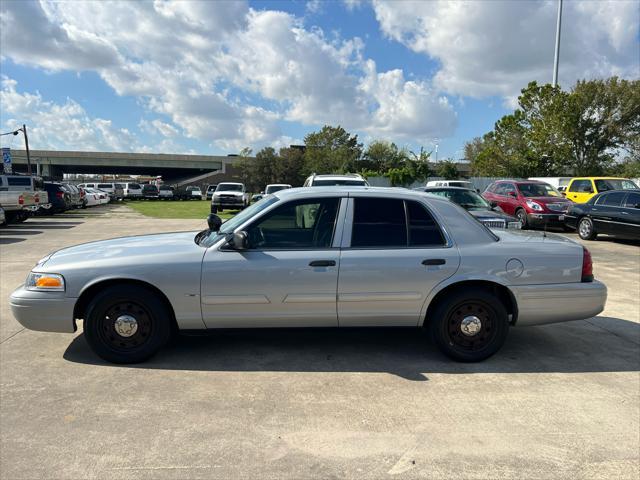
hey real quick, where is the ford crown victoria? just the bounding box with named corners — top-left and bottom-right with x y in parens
top-left (10, 188), bottom-right (606, 364)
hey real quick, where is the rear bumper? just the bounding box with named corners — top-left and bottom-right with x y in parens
top-left (9, 285), bottom-right (77, 333)
top-left (511, 280), bottom-right (607, 326)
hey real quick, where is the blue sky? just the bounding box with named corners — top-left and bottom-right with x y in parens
top-left (1, 0), bottom-right (638, 160)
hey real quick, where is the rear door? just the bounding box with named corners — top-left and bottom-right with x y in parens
top-left (592, 192), bottom-right (626, 234)
top-left (620, 192), bottom-right (640, 238)
top-left (337, 196), bottom-right (460, 327)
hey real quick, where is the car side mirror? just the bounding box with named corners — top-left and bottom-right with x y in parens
top-left (489, 200), bottom-right (498, 208)
top-left (227, 231), bottom-right (248, 250)
top-left (508, 191), bottom-right (517, 197)
top-left (207, 214), bottom-right (222, 232)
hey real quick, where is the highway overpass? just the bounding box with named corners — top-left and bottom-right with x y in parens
top-left (7, 149), bottom-right (238, 182)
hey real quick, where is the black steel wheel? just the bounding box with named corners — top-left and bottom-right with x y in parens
top-left (84, 285), bottom-right (172, 363)
top-left (430, 287), bottom-right (509, 362)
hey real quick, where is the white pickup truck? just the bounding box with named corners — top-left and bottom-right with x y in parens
top-left (0, 190), bottom-right (38, 223)
top-left (210, 182), bottom-right (251, 212)
top-left (0, 174), bottom-right (50, 216)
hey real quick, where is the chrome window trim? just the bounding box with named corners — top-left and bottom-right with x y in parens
top-left (342, 196), bottom-right (454, 249)
top-left (215, 196), bottom-right (346, 252)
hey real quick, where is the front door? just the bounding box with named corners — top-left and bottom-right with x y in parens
top-left (338, 197), bottom-right (460, 327)
top-left (591, 192), bottom-right (626, 234)
top-left (201, 196), bottom-right (344, 328)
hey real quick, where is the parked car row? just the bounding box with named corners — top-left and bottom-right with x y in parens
top-left (479, 179), bottom-right (639, 241)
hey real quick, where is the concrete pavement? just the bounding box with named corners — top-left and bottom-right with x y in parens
top-left (1, 205), bottom-right (638, 479)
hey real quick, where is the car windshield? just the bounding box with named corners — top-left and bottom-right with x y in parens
top-left (196, 195), bottom-right (279, 247)
top-left (128, 183), bottom-right (141, 189)
top-left (518, 183), bottom-right (561, 197)
top-left (313, 179), bottom-right (366, 186)
top-left (265, 185), bottom-right (290, 194)
top-left (429, 189), bottom-right (491, 210)
top-left (595, 179), bottom-right (638, 191)
top-left (216, 183), bottom-right (243, 192)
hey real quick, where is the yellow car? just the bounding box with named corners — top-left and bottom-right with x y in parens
top-left (565, 177), bottom-right (639, 203)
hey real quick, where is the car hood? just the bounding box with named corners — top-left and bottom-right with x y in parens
top-left (524, 196), bottom-right (570, 204)
top-left (39, 231), bottom-right (204, 270)
top-left (468, 209), bottom-right (517, 221)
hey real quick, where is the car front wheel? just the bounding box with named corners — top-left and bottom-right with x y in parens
top-left (83, 285), bottom-right (172, 363)
top-left (578, 216), bottom-right (597, 240)
top-left (429, 288), bottom-right (509, 362)
top-left (515, 208), bottom-right (528, 229)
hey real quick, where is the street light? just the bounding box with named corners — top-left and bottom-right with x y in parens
top-left (552, 0), bottom-right (563, 87)
top-left (0, 124), bottom-right (32, 175)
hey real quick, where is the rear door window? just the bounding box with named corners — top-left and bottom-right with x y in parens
top-left (406, 201), bottom-right (446, 246)
top-left (596, 192), bottom-right (625, 207)
top-left (623, 193), bottom-right (640, 208)
top-left (352, 198), bottom-right (407, 248)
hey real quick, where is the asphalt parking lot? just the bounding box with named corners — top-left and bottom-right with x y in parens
top-left (1, 205), bottom-right (638, 479)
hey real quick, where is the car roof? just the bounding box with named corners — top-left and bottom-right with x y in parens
top-left (273, 186), bottom-right (453, 205)
top-left (310, 174), bottom-right (364, 180)
top-left (420, 186), bottom-right (474, 191)
top-left (571, 176), bottom-right (632, 181)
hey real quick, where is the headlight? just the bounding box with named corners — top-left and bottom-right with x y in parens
top-left (525, 200), bottom-right (543, 211)
top-left (26, 272), bottom-right (65, 291)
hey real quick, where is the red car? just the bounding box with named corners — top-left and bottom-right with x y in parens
top-left (482, 180), bottom-right (572, 229)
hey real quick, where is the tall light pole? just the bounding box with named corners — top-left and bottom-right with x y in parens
top-left (552, 0), bottom-right (563, 87)
top-left (0, 124), bottom-right (32, 175)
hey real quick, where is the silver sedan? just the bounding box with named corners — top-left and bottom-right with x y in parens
top-left (10, 187), bottom-right (606, 363)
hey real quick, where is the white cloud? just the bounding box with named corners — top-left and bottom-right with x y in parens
top-left (0, 76), bottom-right (138, 151)
top-left (0, 0), bottom-right (458, 152)
top-left (372, 0), bottom-right (640, 101)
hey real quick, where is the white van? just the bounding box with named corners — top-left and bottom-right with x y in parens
top-left (426, 180), bottom-right (474, 189)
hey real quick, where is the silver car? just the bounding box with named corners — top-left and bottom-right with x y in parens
top-left (10, 187), bottom-right (606, 363)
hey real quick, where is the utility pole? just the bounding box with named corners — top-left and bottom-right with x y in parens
top-left (22, 124), bottom-right (32, 176)
top-left (552, 0), bottom-right (563, 87)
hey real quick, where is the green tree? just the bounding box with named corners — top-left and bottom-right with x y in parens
top-left (468, 78), bottom-right (640, 177)
top-left (436, 159), bottom-right (460, 179)
top-left (303, 125), bottom-right (363, 175)
top-left (274, 147), bottom-right (306, 186)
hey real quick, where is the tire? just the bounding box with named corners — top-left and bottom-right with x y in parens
top-left (83, 285), bottom-right (172, 363)
top-left (429, 287), bottom-right (509, 362)
top-left (578, 216), bottom-right (597, 240)
top-left (515, 208), bottom-right (528, 229)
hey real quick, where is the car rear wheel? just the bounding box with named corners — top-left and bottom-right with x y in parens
top-left (429, 288), bottom-right (509, 362)
top-left (515, 208), bottom-right (528, 229)
top-left (578, 216), bottom-right (597, 240)
top-left (83, 285), bottom-right (172, 363)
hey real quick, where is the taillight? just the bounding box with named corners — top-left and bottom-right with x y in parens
top-left (34, 194), bottom-right (40, 203)
top-left (56, 191), bottom-right (64, 199)
top-left (18, 194), bottom-right (24, 205)
top-left (582, 247), bottom-right (593, 282)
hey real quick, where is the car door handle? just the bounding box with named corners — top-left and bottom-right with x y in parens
top-left (309, 260), bottom-right (336, 267)
top-left (422, 259), bottom-right (446, 266)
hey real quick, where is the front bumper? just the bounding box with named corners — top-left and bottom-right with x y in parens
top-left (511, 280), bottom-right (607, 326)
top-left (10, 285), bottom-right (77, 333)
top-left (527, 212), bottom-right (567, 227)
top-left (212, 197), bottom-right (244, 207)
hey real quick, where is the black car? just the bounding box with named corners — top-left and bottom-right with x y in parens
top-left (415, 186), bottom-right (522, 229)
top-left (43, 182), bottom-right (71, 213)
top-left (141, 184), bottom-right (159, 199)
top-left (564, 189), bottom-right (640, 241)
